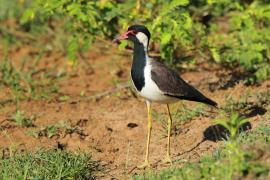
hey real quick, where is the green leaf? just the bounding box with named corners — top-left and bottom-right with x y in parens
top-left (67, 37), bottom-right (79, 66)
top-left (170, 0), bottom-right (189, 7)
top-left (20, 9), bottom-right (35, 24)
top-left (161, 33), bottom-right (172, 45)
top-left (210, 48), bottom-right (221, 63)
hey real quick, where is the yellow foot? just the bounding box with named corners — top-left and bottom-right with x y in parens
top-left (137, 161), bottom-right (151, 169)
top-left (162, 155), bottom-right (173, 165)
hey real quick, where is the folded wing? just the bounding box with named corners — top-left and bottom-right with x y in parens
top-left (150, 60), bottom-right (218, 107)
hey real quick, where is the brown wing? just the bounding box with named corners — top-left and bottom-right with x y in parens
top-left (150, 60), bottom-right (217, 107)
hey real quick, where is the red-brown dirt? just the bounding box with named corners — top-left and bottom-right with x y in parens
top-left (0, 43), bottom-right (269, 179)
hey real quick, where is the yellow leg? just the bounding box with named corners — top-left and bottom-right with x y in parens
top-left (138, 101), bottom-right (152, 169)
top-left (164, 104), bottom-right (173, 165)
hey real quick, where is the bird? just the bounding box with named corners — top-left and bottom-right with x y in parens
top-left (113, 25), bottom-right (218, 168)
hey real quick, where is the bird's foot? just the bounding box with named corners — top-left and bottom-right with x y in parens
top-left (162, 155), bottom-right (173, 165)
top-left (137, 161), bottom-right (151, 169)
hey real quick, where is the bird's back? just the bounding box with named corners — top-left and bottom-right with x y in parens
top-left (150, 60), bottom-right (218, 107)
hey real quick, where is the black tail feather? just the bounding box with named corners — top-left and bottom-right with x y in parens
top-left (201, 97), bottom-right (218, 108)
top-left (182, 96), bottom-right (218, 108)
top-left (166, 94), bottom-right (218, 108)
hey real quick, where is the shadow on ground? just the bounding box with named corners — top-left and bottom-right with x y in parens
top-left (203, 122), bottom-right (252, 142)
top-left (245, 105), bottom-right (267, 118)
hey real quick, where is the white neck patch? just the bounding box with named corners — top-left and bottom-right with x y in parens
top-left (136, 32), bottom-right (148, 48)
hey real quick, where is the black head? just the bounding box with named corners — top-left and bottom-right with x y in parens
top-left (113, 25), bottom-right (151, 47)
top-left (127, 25), bottom-right (151, 41)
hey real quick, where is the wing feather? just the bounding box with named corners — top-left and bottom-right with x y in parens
top-left (150, 60), bottom-right (218, 107)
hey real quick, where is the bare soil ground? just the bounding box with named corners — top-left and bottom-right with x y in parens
top-left (0, 43), bottom-right (269, 179)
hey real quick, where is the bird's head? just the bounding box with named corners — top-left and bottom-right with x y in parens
top-left (113, 25), bottom-right (151, 48)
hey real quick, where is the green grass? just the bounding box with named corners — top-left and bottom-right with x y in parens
top-left (133, 123), bottom-right (270, 180)
top-left (148, 92), bottom-right (270, 179)
top-left (153, 103), bottom-right (207, 125)
top-left (172, 104), bottom-right (207, 123)
top-left (222, 89), bottom-right (270, 114)
top-left (10, 109), bottom-right (36, 127)
top-left (0, 56), bottom-right (63, 104)
top-left (214, 112), bottom-right (249, 140)
top-left (28, 120), bottom-right (85, 139)
top-left (153, 103), bottom-right (208, 138)
top-left (0, 149), bottom-right (99, 180)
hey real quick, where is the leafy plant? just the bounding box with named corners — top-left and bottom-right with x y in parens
top-left (10, 110), bottom-right (35, 127)
top-left (0, 55), bottom-right (61, 102)
top-left (215, 112), bottom-right (249, 140)
top-left (134, 123), bottom-right (270, 180)
top-left (3, 0), bottom-right (270, 82)
top-left (38, 125), bottom-right (58, 138)
top-left (0, 59), bottom-right (24, 103)
top-left (172, 104), bottom-right (206, 123)
top-left (0, 0), bottom-right (26, 20)
top-left (222, 92), bottom-right (252, 113)
top-left (30, 120), bottom-right (85, 139)
top-left (207, 1), bottom-right (270, 83)
top-left (21, 0), bottom-right (196, 67)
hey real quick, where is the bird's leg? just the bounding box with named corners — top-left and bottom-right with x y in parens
top-left (138, 101), bottom-right (152, 169)
top-left (163, 104), bottom-right (173, 165)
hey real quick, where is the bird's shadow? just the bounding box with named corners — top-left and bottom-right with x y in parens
top-left (245, 105), bottom-right (267, 118)
top-left (203, 122), bottom-right (252, 142)
top-left (171, 121), bottom-right (252, 163)
top-left (167, 104), bottom-right (267, 166)
top-left (204, 103), bottom-right (267, 142)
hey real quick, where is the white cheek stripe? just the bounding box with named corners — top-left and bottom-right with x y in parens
top-left (136, 32), bottom-right (148, 49)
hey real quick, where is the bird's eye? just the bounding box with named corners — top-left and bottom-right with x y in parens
top-left (131, 30), bottom-right (138, 35)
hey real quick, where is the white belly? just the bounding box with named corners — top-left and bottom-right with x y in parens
top-left (139, 86), bottom-right (178, 103)
top-left (132, 63), bottom-right (179, 104)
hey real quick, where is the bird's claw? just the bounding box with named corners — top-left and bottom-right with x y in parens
top-left (137, 161), bottom-right (151, 169)
top-left (162, 155), bottom-right (173, 165)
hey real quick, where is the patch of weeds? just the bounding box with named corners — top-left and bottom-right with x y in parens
top-left (38, 125), bottom-right (58, 138)
top-left (134, 123), bottom-right (270, 180)
top-left (0, 0), bottom-right (24, 20)
top-left (80, 90), bottom-right (85, 97)
top-left (255, 90), bottom-right (270, 107)
top-left (29, 120), bottom-right (87, 139)
top-left (223, 90), bottom-right (270, 116)
top-left (59, 95), bottom-right (70, 102)
top-left (0, 59), bottom-right (24, 101)
top-left (57, 120), bottom-right (81, 135)
top-left (112, 91), bottom-right (122, 98)
top-left (153, 104), bottom-right (207, 137)
top-left (172, 104), bottom-right (207, 123)
top-left (215, 112), bottom-right (249, 140)
top-left (24, 71), bottom-right (61, 100)
top-left (153, 104), bottom-right (207, 124)
top-left (237, 124), bottom-right (270, 144)
top-left (0, 57), bottom-right (62, 101)
top-left (222, 91), bottom-right (252, 113)
top-left (152, 110), bottom-right (165, 122)
top-left (0, 148), bottom-right (99, 179)
top-left (9, 110), bottom-right (35, 127)
top-left (21, 62), bottom-right (63, 100)
top-left (152, 110), bottom-right (168, 138)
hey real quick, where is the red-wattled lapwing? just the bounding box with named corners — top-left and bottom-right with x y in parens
top-left (113, 25), bottom-right (217, 168)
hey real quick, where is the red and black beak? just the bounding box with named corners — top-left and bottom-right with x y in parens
top-left (113, 30), bottom-right (135, 43)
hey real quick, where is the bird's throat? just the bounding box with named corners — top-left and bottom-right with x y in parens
top-left (131, 42), bottom-right (147, 91)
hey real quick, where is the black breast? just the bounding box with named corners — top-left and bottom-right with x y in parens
top-left (131, 42), bottom-right (146, 91)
